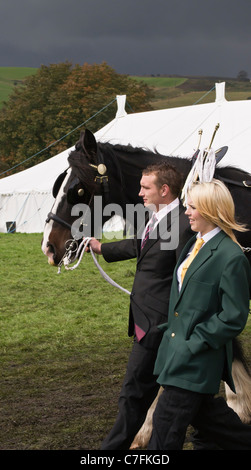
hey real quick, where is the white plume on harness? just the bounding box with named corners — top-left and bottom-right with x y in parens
top-left (181, 148), bottom-right (216, 204)
top-left (58, 236), bottom-right (131, 295)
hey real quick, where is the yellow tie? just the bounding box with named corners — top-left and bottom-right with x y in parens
top-left (181, 238), bottom-right (204, 284)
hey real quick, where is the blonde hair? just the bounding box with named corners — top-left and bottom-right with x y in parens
top-left (188, 179), bottom-right (247, 245)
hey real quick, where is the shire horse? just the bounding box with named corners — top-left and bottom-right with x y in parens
top-left (42, 129), bottom-right (251, 448)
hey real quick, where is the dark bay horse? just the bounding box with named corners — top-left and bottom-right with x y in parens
top-left (42, 129), bottom-right (251, 446)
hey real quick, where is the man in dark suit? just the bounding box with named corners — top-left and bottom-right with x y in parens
top-left (88, 161), bottom-right (192, 449)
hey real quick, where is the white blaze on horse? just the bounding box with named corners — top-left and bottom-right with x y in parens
top-left (42, 129), bottom-right (251, 448)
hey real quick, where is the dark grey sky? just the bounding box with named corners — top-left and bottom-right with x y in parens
top-left (1, 0), bottom-right (250, 78)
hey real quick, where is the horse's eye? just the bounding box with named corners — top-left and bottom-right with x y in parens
top-left (67, 186), bottom-right (78, 205)
top-left (67, 178), bottom-right (85, 205)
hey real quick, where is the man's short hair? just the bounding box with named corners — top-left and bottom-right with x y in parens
top-left (142, 161), bottom-right (183, 198)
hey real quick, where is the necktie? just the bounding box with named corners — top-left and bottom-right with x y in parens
top-left (141, 214), bottom-right (157, 250)
top-left (181, 237), bottom-right (204, 284)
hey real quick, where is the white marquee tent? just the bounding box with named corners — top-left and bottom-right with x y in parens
top-left (0, 82), bottom-right (250, 233)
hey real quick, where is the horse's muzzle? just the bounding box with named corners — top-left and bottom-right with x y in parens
top-left (42, 241), bottom-right (58, 266)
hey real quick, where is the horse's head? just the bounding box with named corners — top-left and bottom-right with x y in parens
top-left (41, 129), bottom-right (109, 266)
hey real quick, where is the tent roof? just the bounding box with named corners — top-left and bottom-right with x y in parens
top-left (0, 145), bottom-right (73, 194)
top-left (0, 82), bottom-right (250, 196)
top-left (96, 84), bottom-right (251, 174)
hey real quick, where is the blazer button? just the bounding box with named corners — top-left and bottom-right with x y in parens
top-left (171, 333), bottom-right (175, 338)
top-left (174, 312), bottom-right (179, 317)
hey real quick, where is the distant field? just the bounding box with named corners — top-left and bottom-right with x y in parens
top-left (130, 75), bottom-right (251, 109)
top-left (130, 76), bottom-right (187, 88)
top-left (0, 67), bottom-right (37, 106)
top-left (1, 67), bottom-right (251, 111)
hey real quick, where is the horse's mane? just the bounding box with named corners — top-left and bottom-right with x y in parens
top-left (98, 142), bottom-right (193, 180)
top-left (100, 142), bottom-right (250, 180)
top-left (68, 140), bottom-right (250, 187)
top-left (99, 141), bottom-right (183, 162)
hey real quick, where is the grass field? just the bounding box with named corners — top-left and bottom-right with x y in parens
top-left (130, 76), bottom-right (187, 88)
top-left (0, 67), bottom-right (37, 107)
top-left (0, 232), bottom-right (135, 450)
top-left (0, 232), bottom-right (250, 450)
top-left (132, 75), bottom-right (251, 109)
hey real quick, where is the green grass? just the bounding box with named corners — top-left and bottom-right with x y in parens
top-left (0, 67), bottom-right (37, 107)
top-left (0, 66), bottom-right (37, 80)
top-left (0, 232), bottom-right (134, 449)
top-left (130, 76), bottom-right (187, 88)
top-left (0, 233), bottom-right (135, 362)
top-left (0, 233), bottom-right (250, 450)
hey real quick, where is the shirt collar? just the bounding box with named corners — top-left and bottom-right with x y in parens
top-left (154, 197), bottom-right (180, 222)
top-left (197, 226), bottom-right (221, 244)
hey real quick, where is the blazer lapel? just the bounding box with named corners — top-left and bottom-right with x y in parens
top-left (179, 243), bottom-right (213, 294)
top-left (136, 212), bottom-right (150, 255)
top-left (170, 235), bottom-right (196, 304)
top-left (176, 234), bottom-right (196, 266)
top-left (176, 231), bottom-right (226, 302)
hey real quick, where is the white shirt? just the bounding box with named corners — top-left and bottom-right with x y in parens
top-left (177, 226), bottom-right (222, 291)
top-left (141, 198), bottom-right (180, 241)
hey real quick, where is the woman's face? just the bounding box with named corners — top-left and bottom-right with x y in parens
top-left (185, 196), bottom-right (217, 236)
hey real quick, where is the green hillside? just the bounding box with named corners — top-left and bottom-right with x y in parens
top-left (0, 67), bottom-right (37, 106)
top-left (131, 75), bottom-right (251, 109)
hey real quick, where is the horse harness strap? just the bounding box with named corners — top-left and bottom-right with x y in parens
top-left (218, 175), bottom-right (251, 188)
top-left (89, 148), bottom-right (109, 204)
top-left (46, 190), bottom-right (94, 234)
top-left (46, 212), bottom-right (72, 231)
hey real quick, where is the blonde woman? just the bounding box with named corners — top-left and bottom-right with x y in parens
top-left (148, 179), bottom-right (251, 450)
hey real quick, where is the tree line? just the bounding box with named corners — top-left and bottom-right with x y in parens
top-left (0, 62), bottom-right (153, 175)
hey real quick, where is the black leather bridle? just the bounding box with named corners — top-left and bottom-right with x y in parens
top-left (46, 151), bottom-right (109, 234)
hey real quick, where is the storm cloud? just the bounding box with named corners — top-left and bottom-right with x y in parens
top-left (0, 0), bottom-right (250, 77)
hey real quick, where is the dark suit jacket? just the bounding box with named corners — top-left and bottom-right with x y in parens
top-left (101, 202), bottom-right (192, 349)
top-left (154, 231), bottom-right (251, 392)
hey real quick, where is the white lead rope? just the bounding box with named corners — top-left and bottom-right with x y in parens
top-left (57, 237), bottom-right (131, 296)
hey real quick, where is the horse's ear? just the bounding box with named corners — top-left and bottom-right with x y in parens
top-left (79, 129), bottom-right (97, 161)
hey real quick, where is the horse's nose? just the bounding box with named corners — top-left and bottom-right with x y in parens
top-left (42, 240), bottom-right (57, 265)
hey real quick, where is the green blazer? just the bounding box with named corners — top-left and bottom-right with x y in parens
top-left (154, 231), bottom-right (251, 394)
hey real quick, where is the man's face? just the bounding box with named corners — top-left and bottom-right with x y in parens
top-left (139, 173), bottom-right (163, 211)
